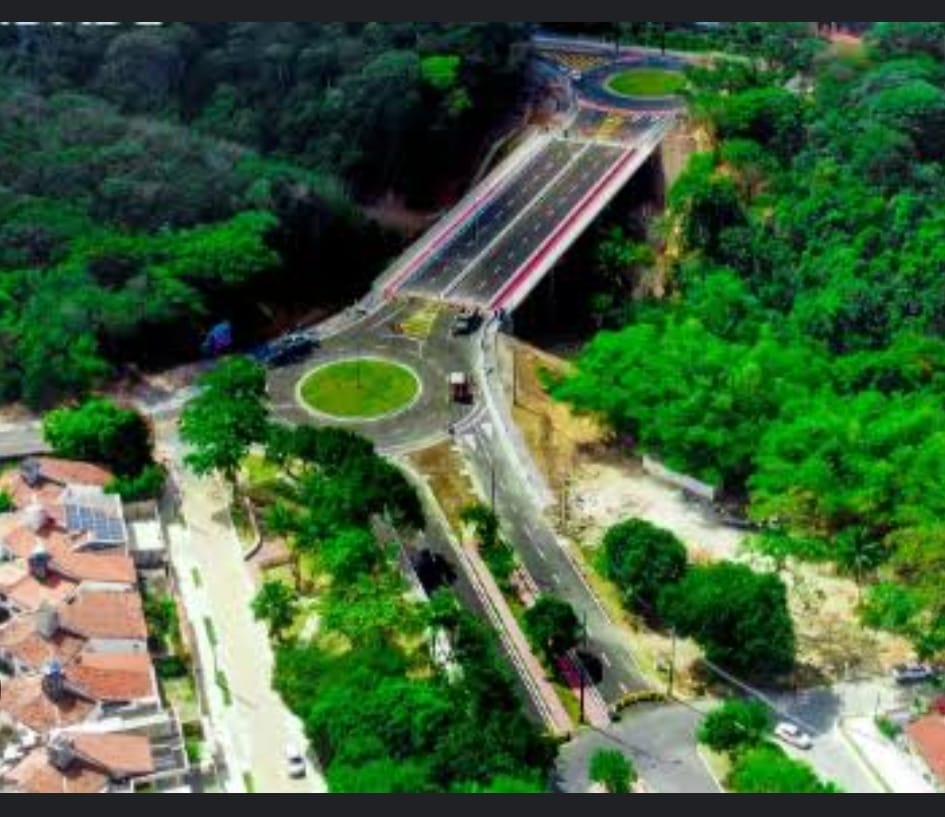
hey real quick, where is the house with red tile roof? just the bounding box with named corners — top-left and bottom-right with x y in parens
top-left (906, 713), bottom-right (945, 790)
top-left (0, 609), bottom-right (86, 675)
top-left (0, 456), bottom-right (188, 793)
top-left (2, 732), bottom-right (155, 794)
top-left (0, 674), bottom-right (96, 736)
top-left (58, 590), bottom-right (149, 649)
top-left (64, 652), bottom-right (157, 705)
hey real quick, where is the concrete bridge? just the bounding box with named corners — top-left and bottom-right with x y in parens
top-left (381, 103), bottom-right (677, 315)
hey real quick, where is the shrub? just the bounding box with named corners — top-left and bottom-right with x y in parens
top-left (598, 519), bottom-right (688, 612)
top-left (659, 561), bottom-right (796, 679)
top-left (698, 699), bottom-right (772, 753)
top-left (155, 657), bottom-right (189, 680)
top-left (728, 743), bottom-right (841, 793)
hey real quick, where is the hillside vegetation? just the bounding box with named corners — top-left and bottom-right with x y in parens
top-left (556, 23), bottom-right (945, 659)
top-left (0, 23), bottom-right (528, 406)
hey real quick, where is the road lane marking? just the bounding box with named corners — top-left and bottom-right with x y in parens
top-left (439, 142), bottom-right (593, 301)
top-left (601, 653), bottom-right (612, 669)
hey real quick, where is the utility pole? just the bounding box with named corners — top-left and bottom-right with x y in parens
top-left (579, 612), bottom-right (588, 725)
top-left (666, 627), bottom-right (677, 699)
top-left (490, 451), bottom-right (497, 511)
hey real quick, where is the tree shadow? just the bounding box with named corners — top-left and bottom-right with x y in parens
top-left (412, 548), bottom-right (457, 593)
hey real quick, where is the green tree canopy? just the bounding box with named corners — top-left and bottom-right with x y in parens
top-left (698, 699), bottom-right (772, 754)
top-left (659, 561), bottom-right (796, 679)
top-left (43, 397), bottom-right (153, 476)
top-left (588, 749), bottom-right (637, 794)
top-left (728, 743), bottom-right (841, 793)
top-left (598, 518), bottom-right (688, 612)
top-left (522, 596), bottom-right (581, 665)
top-left (179, 356), bottom-right (269, 484)
top-left (251, 580), bottom-right (298, 639)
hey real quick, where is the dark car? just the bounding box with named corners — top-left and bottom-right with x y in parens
top-left (251, 331), bottom-right (319, 367)
top-left (892, 663), bottom-right (937, 685)
top-left (450, 310), bottom-right (482, 337)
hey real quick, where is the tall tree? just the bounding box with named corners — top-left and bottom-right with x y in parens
top-left (179, 355), bottom-right (269, 485)
top-left (252, 580), bottom-right (298, 640)
top-left (589, 749), bottom-right (637, 793)
top-left (522, 595), bottom-right (581, 665)
top-left (43, 397), bottom-right (153, 476)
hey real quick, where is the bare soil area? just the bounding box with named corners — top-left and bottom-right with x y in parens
top-left (406, 442), bottom-right (479, 534)
top-left (499, 335), bottom-right (914, 685)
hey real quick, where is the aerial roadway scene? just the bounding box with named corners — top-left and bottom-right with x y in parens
top-left (2, 20), bottom-right (945, 796)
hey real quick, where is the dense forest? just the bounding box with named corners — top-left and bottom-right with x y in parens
top-left (0, 23), bottom-right (529, 405)
top-left (556, 23), bottom-right (945, 659)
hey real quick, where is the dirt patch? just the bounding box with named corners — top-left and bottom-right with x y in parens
top-left (501, 335), bottom-right (914, 685)
top-left (0, 403), bottom-right (36, 427)
top-left (406, 442), bottom-right (479, 534)
top-left (363, 192), bottom-right (437, 238)
top-left (498, 337), bottom-right (606, 499)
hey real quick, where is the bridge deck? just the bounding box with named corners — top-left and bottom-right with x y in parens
top-left (388, 108), bottom-right (673, 313)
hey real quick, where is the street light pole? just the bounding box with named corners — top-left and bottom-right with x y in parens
top-left (579, 611), bottom-right (588, 725)
top-left (490, 455), bottom-right (496, 511)
top-left (666, 627), bottom-right (677, 699)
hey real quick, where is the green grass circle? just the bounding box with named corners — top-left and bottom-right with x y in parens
top-left (299, 358), bottom-right (420, 421)
top-left (605, 68), bottom-right (686, 98)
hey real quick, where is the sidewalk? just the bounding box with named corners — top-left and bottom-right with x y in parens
top-left (840, 717), bottom-right (936, 793)
top-left (162, 434), bottom-right (327, 794)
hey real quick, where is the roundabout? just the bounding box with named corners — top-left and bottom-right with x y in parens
top-left (297, 357), bottom-right (421, 422)
top-left (604, 67), bottom-right (686, 99)
top-left (266, 300), bottom-right (481, 453)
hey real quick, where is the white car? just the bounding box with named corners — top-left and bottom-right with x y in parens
top-left (775, 722), bottom-right (813, 750)
top-left (285, 744), bottom-right (307, 779)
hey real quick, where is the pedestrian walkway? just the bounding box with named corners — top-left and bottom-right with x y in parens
top-left (841, 717), bottom-right (936, 793)
top-left (163, 440), bottom-right (326, 794)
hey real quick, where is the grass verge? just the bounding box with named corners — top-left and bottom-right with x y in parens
top-left (606, 68), bottom-right (686, 97)
top-left (299, 358), bottom-right (419, 419)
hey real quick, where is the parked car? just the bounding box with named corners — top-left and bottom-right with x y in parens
top-left (774, 722), bottom-right (813, 750)
top-left (251, 331), bottom-right (320, 367)
top-left (285, 744), bottom-right (306, 779)
top-left (893, 663), bottom-right (938, 685)
top-left (450, 310), bottom-right (482, 337)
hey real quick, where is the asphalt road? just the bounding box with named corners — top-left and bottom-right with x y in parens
top-left (447, 143), bottom-right (626, 307)
top-left (0, 424), bottom-right (47, 460)
top-left (555, 702), bottom-right (721, 793)
top-left (265, 300), bottom-right (477, 453)
top-left (398, 138), bottom-right (640, 311)
top-left (457, 419), bottom-right (650, 704)
top-left (400, 140), bottom-right (581, 298)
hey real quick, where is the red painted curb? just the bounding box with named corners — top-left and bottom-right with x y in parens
top-left (383, 150), bottom-right (537, 298)
top-left (490, 147), bottom-right (636, 311)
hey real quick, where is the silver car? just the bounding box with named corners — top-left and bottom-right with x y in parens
top-left (775, 722), bottom-right (813, 750)
top-left (285, 744), bottom-right (307, 779)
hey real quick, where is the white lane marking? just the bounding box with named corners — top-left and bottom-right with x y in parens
top-left (551, 571), bottom-right (561, 585)
top-left (439, 142), bottom-right (593, 301)
top-left (601, 653), bottom-right (612, 669)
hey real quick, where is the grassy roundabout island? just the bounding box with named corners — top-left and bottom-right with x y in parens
top-left (606, 68), bottom-right (686, 98)
top-left (299, 358), bottom-right (420, 421)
